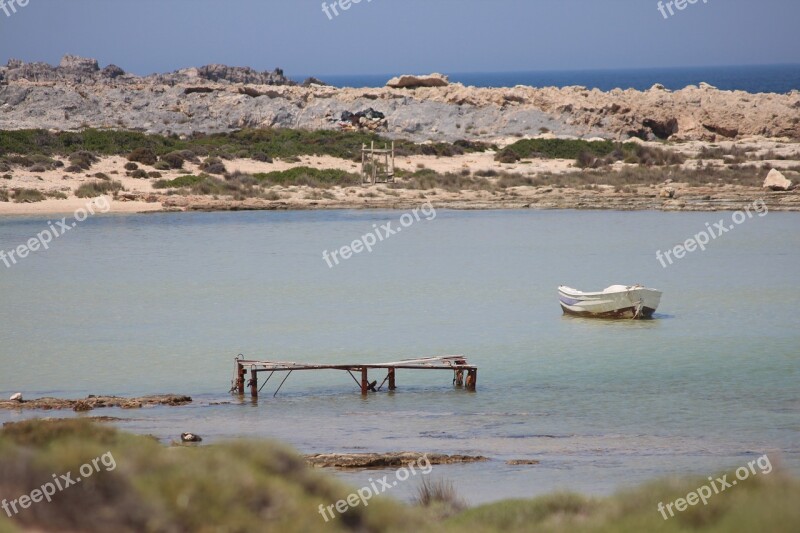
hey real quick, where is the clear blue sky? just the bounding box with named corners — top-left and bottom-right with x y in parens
top-left (0, 0), bottom-right (798, 77)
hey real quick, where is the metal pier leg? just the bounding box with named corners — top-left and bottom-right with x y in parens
top-left (236, 363), bottom-right (245, 395)
top-left (250, 370), bottom-right (258, 398)
top-left (388, 368), bottom-right (396, 391)
top-left (466, 369), bottom-right (477, 391)
top-left (361, 368), bottom-right (368, 395)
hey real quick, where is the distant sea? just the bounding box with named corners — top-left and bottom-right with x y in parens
top-left (300, 64), bottom-right (800, 94)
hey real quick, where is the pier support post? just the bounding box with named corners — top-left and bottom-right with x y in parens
top-left (388, 368), bottom-right (396, 390)
top-left (466, 369), bottom-right (477, 391)
top-left (361, 368), bottom-right (368, 395)
top-left (236, 363), bottom-right (245, 395)
top-left (250, 370), bottom-right (258, 398)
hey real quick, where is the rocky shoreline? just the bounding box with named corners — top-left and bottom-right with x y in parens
top-left (0, 394), bottom-right (192, 411)
top-left (304, 452), bottom-right (489, 469)
top-left (1, 56), bottom-right (798, 142)
top-left (152, 185), bottom-right (799, 213)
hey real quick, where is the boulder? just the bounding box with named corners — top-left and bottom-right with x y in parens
top-left (763, 168), bottom-right (792, 191)
top-left (386, 73), bottom-right (449, 89)
top-left (302, 77), bottom-right (329, 87)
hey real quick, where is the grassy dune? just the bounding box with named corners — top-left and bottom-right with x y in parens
top-left (0, 420), bottom-right (798, 532)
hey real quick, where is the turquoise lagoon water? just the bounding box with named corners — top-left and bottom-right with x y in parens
top-left (0, 209), bottom-right (797, 504)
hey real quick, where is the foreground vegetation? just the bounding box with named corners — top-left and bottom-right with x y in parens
top-left (0, 419), bottom-right (797, 532)
top-left (0, 128), bottom-right (493, 162)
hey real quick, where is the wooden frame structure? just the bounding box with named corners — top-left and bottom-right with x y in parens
top-left (232, 354), bottom-right (477, 398)
top-left (361, 141), bottom-right (395, 185)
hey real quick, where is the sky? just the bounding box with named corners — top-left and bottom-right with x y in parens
top-left (0, 0), bottom-right (798, 77)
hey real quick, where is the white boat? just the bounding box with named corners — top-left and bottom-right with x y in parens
top-left (558, 285), bottom-right (662, 319)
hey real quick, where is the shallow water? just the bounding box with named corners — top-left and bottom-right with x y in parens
top-left (1, 209), bottom-right (798, 504)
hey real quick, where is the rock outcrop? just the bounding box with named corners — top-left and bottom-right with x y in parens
top-left (763, 168), bottom-right (793, 190)
top-left (386, 73), bottom-right (449, 89)
top-left (0, 55), bottom-right (293, 86)
top-left (1, 56), bottom-right (798, 142)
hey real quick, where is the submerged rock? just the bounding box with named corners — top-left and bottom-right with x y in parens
top-left (305, 452), bottom-right (488, 468)
top-left (0, 394), bottom-right (192, 410)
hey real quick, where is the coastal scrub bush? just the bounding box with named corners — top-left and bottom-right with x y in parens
top-left (496, 138), bottom-right (622, 162)
top-left (252, 152), bottom-right (273, 163)
top-left (0, 419), bottom-right (412, 532)
top-left (68, 150), bottom-right (98, 170)
top-left (498, 138), bottom-right (686, 168)
top-left (0, 188), bottom-right (8, 201)
top-left (4, 155), bottom-right (34, 167)
top-left (128, 169), bottom-right (148, 179)
top-left (391, 169), bottom-right (495, 192)
top-left (12, 188), bottom-right (46, 203)
top-left (415, 478), bottom-right (467, 517)
top-left (124, 162), bottom-right (138, 171)
top-left (160, 151), bottom-right (185, 169)
top-left (198, 156), bottom-right (226, 175)
top-left (126, 147), bottom-right (157, 166)
top-left (152, 174), bottom-right (206, 189)
top-left (252, 167), bottom-right (360, 188)
top-left (74, 180), bottom-right (123, 198)
top-left (0, 128), bottom-right (495, 165)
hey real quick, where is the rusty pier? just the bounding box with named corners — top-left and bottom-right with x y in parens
top-left (231, 355), bottom-right (477, 398)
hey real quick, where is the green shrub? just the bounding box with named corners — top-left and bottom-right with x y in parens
top-left (124, 162), bottom-right (138, 171)
top-left (199, 157), bottom-right (226, 175)
top-left (127, 147), bottom-right (157, 166)
top-left (153, 160), bottom-right (171, 171)
top-left (12, 188), bottom-right (46, 203)
top-left (252, 167), bottom-right (360, 188)
top-left (160, 152), bottom-right (185, 169)
top-left (0, 188), bottom-right (8, 202)
top-left (68, 150), bottom-right (98, 170)
top-left (252, 152), bottom-right (273, 163)
top-left (128, 169), bottom-right (148, 179)
top-left (75, 180), bottom-right (123, 197)
top-left (148, 171), bottom-right (162, 179)
top-left (0, 128), bottom-right (492, 164)
top-left (152, 174), bottom-right (206, 189)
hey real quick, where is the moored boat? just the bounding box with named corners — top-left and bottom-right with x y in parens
top-left (558, 284), bottom-right (661, 319)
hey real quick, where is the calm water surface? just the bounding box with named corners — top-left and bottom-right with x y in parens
top-left (1, 209), bottom-right (798, 504)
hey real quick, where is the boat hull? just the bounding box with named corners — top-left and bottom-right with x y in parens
top-left (558, 285), bottom-right (661, 319)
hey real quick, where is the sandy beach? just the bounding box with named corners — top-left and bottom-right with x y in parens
top-left (1, 137), bottom-right (798, 217)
